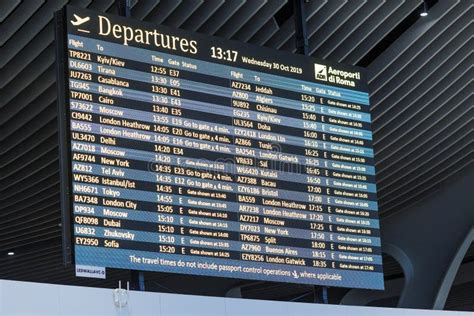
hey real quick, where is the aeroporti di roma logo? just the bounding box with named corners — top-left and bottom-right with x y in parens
top-left (314, 63), bottom-right (327, 81)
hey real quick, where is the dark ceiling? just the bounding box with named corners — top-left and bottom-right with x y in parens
top-left (0, 0), bottom-right (472, 310)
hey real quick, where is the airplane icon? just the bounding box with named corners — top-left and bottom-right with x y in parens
top-left (71, 14), bottom-right (90, 26)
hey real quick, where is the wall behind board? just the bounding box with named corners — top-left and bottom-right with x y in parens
top-left (0, 279), bottom-right (472, 316)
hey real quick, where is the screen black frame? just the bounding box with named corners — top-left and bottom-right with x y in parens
top-left (55, 7), bottom-right (74, 266)
top-left (53, 5), bottom-right (382, 290)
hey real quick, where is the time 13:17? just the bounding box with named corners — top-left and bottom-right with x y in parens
top-left (210, 46), bottom-right (238, 62)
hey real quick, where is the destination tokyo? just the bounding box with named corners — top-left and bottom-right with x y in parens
top-left (96, 15), bottom-right (198, 54)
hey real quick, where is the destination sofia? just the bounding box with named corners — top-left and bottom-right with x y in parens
top-left (97, 16), bottom-right (198, 54)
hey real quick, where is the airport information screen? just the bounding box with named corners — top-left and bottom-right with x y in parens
top-left (56, 6), bottom-right (383, 289)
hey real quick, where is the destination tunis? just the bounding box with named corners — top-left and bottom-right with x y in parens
top-left (56, 5), bottom-right (383, 290)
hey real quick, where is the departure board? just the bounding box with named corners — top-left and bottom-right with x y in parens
top-left (56, 6), bottom-right (383, 290)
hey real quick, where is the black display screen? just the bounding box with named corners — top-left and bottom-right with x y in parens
top-left (56, 6), bottom-right (383, 289)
